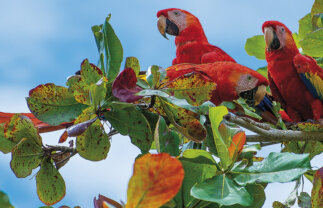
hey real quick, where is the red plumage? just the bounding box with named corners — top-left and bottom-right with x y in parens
top-left (166, 62), bottom-right (268, 105)
top-left (157, 8), bottom-right (236, 65)
top-left (263, 20), bottom-right (323, 121)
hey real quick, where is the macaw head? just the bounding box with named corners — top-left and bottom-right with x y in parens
top-left (262, 21), bottom-right (297, 54)
top-left (157, 8), bottom-right (202, 39)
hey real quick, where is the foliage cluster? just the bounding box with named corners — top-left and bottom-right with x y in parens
top-left (0, 1), bottom-right (323, 207)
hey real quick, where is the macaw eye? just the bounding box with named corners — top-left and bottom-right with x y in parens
top-left (281, 27), bottom-right (285, 32)
top-left (174, 11), bottom-right (180, 16)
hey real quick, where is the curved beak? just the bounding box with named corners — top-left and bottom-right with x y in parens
top-left (157, 15), bottom-right (168, 39)
top-left (264, 27), bottom-right (280, 51)
top-left (254, 85), bottom-right (267, 106)
top-left (157, 15), bottom-right (179, 40)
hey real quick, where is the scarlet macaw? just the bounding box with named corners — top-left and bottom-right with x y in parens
top-left (165, 61), bottom-right (276, 123)
top-left (157, 8), bottom-right (236, 65)
top-left (157, 8), bottom-right (279, 122)
top-left (263, 21), bottom-right (323, 121)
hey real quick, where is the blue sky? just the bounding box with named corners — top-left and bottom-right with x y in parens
top-left (0, 0), bottom-right (321, 207)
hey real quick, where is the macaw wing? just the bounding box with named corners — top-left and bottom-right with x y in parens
top-left (201, 46), bottom-right (236, 63)
top-left (293, 54), bottom-right (323, 102)
top-left (166, 63), bottom-right (204, 80)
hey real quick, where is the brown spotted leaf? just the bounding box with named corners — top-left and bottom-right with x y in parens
top-left (112, 68), bottom-right (143, 103)
top-left (312, 167), bottom-right (323, 208)
top-left (126, 153), bottom-right (184, 208)
top-left (76, 119), bottom-right (110, 161)
top-left (36, 159), bottom-right (66, 205)
top-left (165, 71), bottom-right (216, 106)
top-left (125, 57), bottom-right (140, 75)
top-left (158, 97), bottom-right (206, 142)
top-left (4, 114), bottom-right (41, 145)
top-left (0, 125), bottom-right (16, 154)
top-left (67, 59), bottom-right (104, 105)
top-left (10, 137), bottom-right (43, 178)
top-left (297, 122), bottom-right (323, 132)
top-left (27, 83), bottom-right (87, 126)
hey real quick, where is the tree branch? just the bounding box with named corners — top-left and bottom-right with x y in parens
top-left (225, 114), bottom-right (323, 142)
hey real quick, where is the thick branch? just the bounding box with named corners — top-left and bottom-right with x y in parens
top-left (225, 114), bottom-right (323, 142)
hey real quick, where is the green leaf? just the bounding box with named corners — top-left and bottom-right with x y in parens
top-left (76, 120), bottom-right (110, 161)
top-left (297, 192), bottom-right (311, 208)
top-left (241, 144), bottom-right (261, 153)
top-left (67, 59), bottom-right (104, 106)
top-left (0, 126), bottom-right (16, 154)
top-left (36, 159), bottom-right (66, 205)
top-left (4, 114), bottom-right (42, 145)
top-left (27, 83), bottom-right (87, 126)
top-left (204, 125), bottom-right (218, 156)
top-left (209, 106), bottom-right (231, 170)
top-left (174, 149), bottom-right (217, 207)
top-left (103, 16), bottom-right (123, 81)
top-left (103, 102), bottom-right (153, 153)
top-left (282, 141), bottom-right (323, 159)
top-left (256, 66), bottom-right (268, 79)
top-left (244, 35), bottom-right (266, 60)
top-left (272, 101), bottom-right (287, 130)
top-left (312, 13), bottom-right (323, 28)
top-left (154, 116), bottom-right (180, 156)
top-left (299, 28), bottom-right (323, 57)
top-left (91, 24), bottom-right (105, 74)
top-left (146, 65), bottom-right (166, 88)
top-left (10, 138), bottom-right (43, 178)
top-left (125, 57), bottom-right (140, 75)
top-left (224, 184), bottom-right (265, 208)
top-left (235, 98), bottom-right (262, 120)
top-left (191, 174), bottom-right (253, 206)
top-left (311, 0), bottom-right (323, 20)
top-left (137, 89), bottom-right (215, 115)
top-left (232, 152), bottom-right (310, 185)
top-left (272, 201), bottom-right (288, 208)
top-left (284, 179), bottom-right (300, 207)
top-left (221, 101), bottom-right (236, 110)
top-left (0, 191), bottom-right (14, 208)
top-left (299, 13), bottom-right (313, 40)
top-left (89, 78), bottom-right (108, 110)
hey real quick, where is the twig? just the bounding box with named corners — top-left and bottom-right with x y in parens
top-left (107, 129), bottom-right (118, 137)
top-left (55, 151), bottom-right (77, 167)
top-left (45, 145), bottom-right (77, 153)
top-left (224, 114), bottom-right (323, 142)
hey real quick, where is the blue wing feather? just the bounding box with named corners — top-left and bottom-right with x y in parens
top-left (299, 73), bottom-right (320, 99)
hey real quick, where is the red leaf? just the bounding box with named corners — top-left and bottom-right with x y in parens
top-left (126, 153), bottom-right (184, 208)
top-left (112, 68), bottom-right (143, 102)
top-left (59, 131), bottom-right (68, 143)
top-left (94, 194), bottom-right (123, 208)
top-left (228, 131), bottom-right (246, 158)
